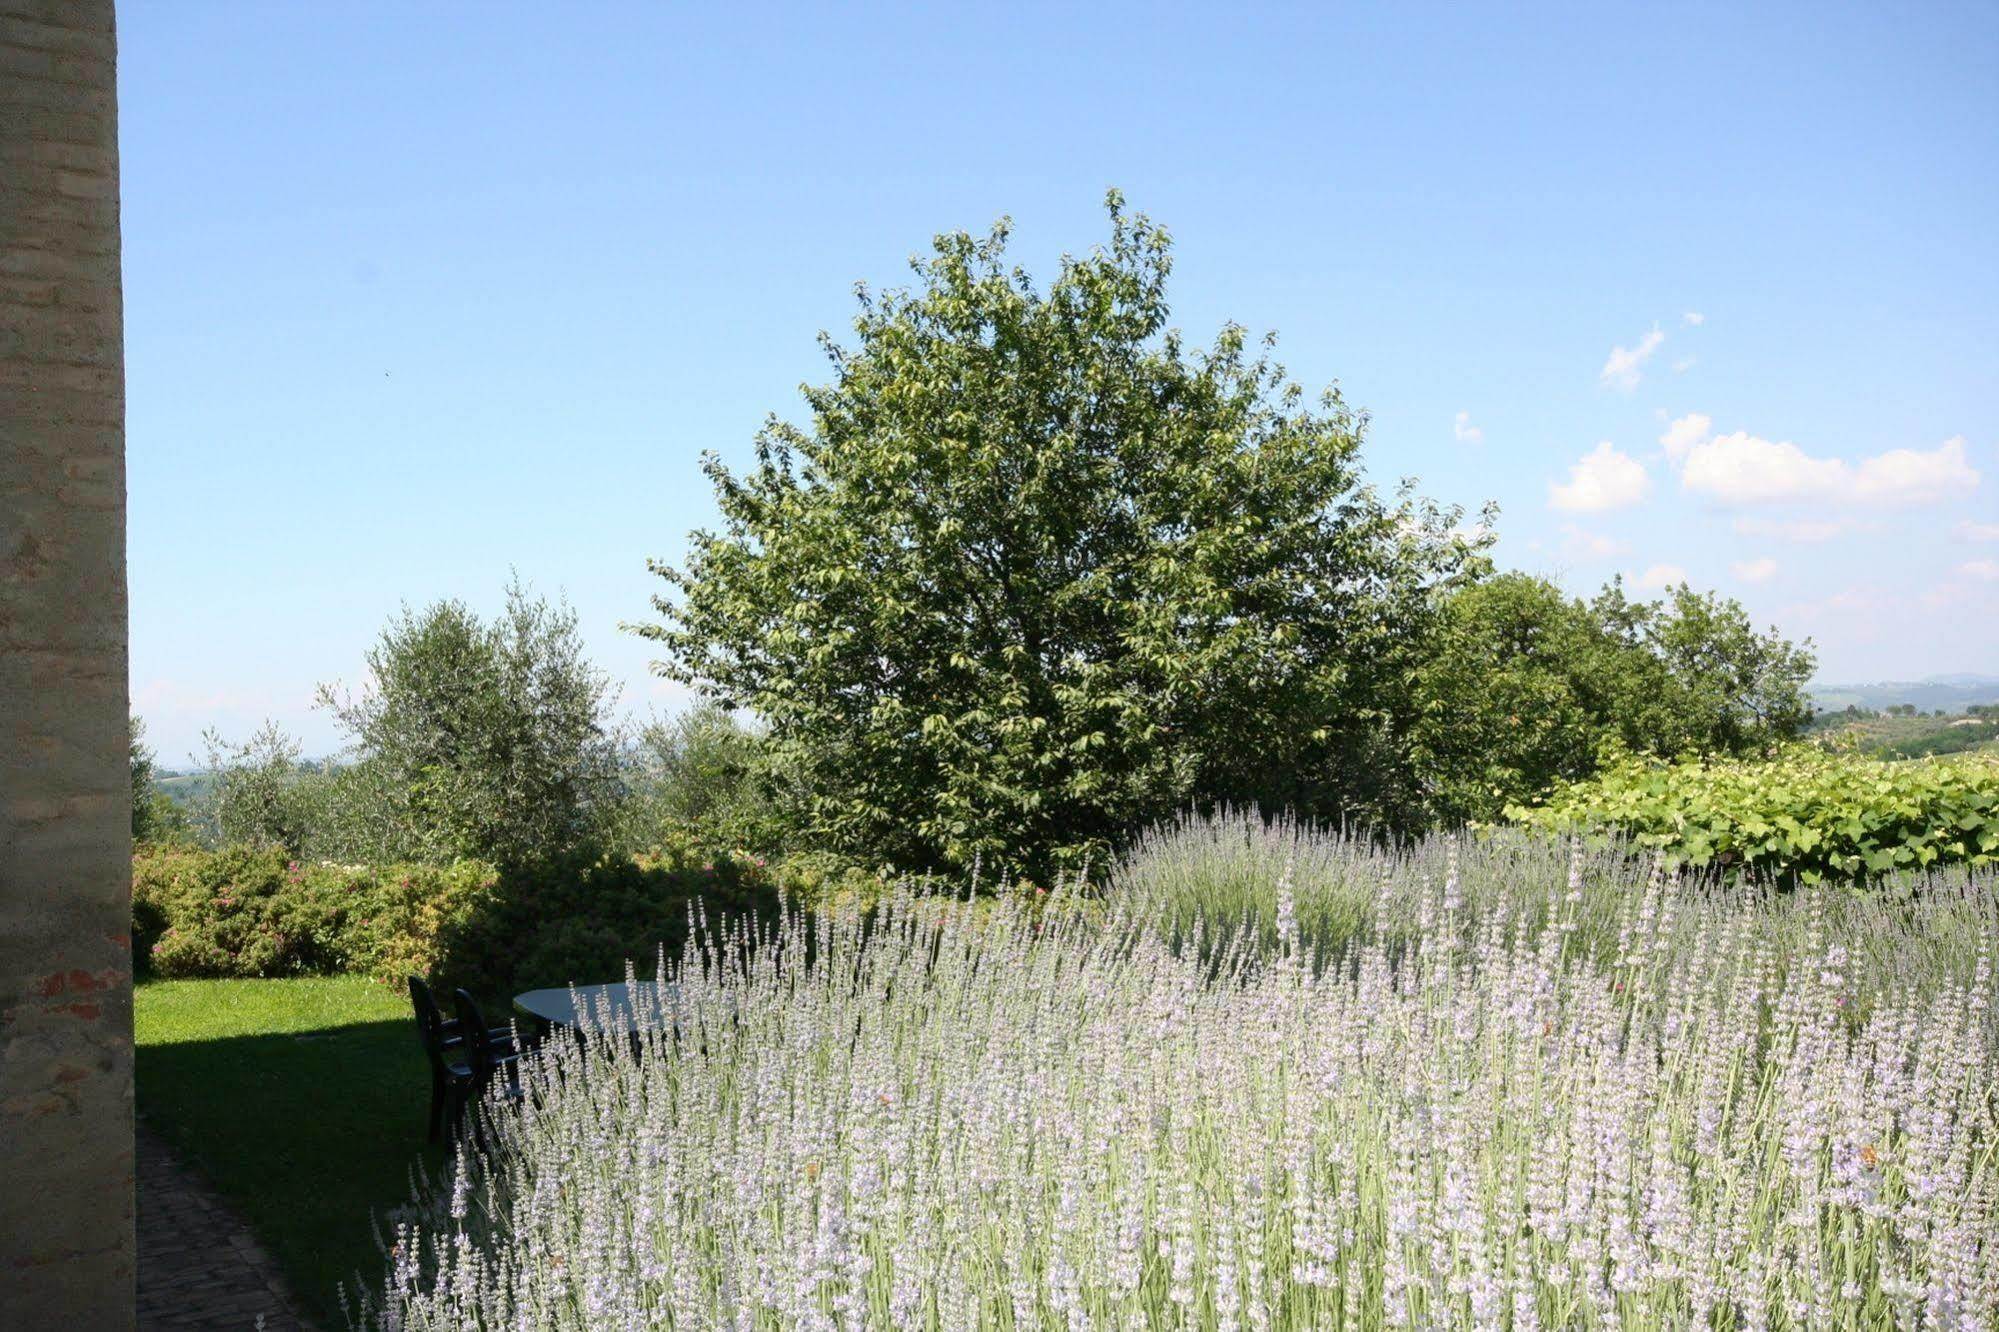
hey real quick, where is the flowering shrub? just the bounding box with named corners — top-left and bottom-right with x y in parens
top-left (1506, 747), bottom-right (1999, 885)
top-left (361, 837), bottom-right (1998, 1329)
top-left (132, 846), bottom-right (497, 980)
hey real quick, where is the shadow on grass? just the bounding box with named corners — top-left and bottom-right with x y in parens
top-left (134, 857), bottom-right (813, 1327)
top-left (138, 1015), bottom-right (443, 1328)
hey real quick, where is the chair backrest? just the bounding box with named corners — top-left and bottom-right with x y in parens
top-left (452, 988), bottom-right (496, 1084)
top-left (408, 976), bottom-right (453, 1072)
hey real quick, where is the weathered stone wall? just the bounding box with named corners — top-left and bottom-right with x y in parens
top-left (0, 1), bottom-right (134, 1325)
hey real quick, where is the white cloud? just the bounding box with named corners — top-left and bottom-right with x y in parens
top-left (1731, 515), bottom-right (1846, 542)
top-left (1674, 425), bottom-right (1978, 507)
top-left (1659, 413), bottom-right (1712, 462)
top-left (1963, 521), bottom-right (1999, 542)
top-left (1850, 436), bottom-right (1979, 503)
top-left (1634, 563), bottom-right (1688, 591)
top-left (1682, 431), bottom-right (1848, 503)
top-left (1959, 559), bottom-right (1999, 581)
top-left (1682, 312), bottom-right (1705, 327)
top-left (1452, 410), bottom-right (1483, 445)
top-left (1600, 326), bottom-right (1666, 391)
top-left (1549, 441), bottom-right (1650, 513)
top-left (1560, 523), bottom-right (1625, 559)
top-left (1672, 357), bottom-right (1697, 373)
top-left (1731, 557), bottom-right (1779, 582)
top-left (1451, 521), bottom-right (1493, 544)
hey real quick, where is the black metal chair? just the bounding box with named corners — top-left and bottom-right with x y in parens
top-left (408, 976), bottom-right (474, 1143)
top-left (408, 976), bottom-right (521, 1143)
top-left (452, 987), bottom-right (524, 1136)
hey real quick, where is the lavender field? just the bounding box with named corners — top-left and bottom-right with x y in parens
top-left (362, 824), bottom-right (1999, 1330)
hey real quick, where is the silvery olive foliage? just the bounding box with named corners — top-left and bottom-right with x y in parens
top-left (318, 579), bottom-right (623, 868)
top-left (602, 704), bottom-right (779, 856)
top-left (361, 825), bottom-right (1999, 1330)
top-left (641, 194), bottom-right (1489, 881)
top-left (198, 719), bottom-right (321, 855)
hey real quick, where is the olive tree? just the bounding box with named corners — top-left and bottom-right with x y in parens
top-left (641, 195), bottom-right (1487, 879)
top-left (198, 720), bottom-right (317, 854)
top-left (602, 705), bottom-right (775, 854)
top-left (320, 580), bottom-right (622, 866)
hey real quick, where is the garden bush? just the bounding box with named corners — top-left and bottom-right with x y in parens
top-left (429, 849), bottom-right (790, 1002)
top-left (130, 843), bottom-right (893, 1001)
top-left (1505, 745), bottom-right (1999, 884)
top-left (133, 846), bottom-right (499, 982)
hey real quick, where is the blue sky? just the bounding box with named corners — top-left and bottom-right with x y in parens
top-left (119, 3), bottom-right (1999, 764)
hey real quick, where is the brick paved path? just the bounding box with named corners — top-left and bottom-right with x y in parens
top-left (137, 1118), bottom-right (312, 1330)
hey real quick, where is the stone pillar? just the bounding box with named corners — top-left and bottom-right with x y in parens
top-left (0, 1), bottom-right (134, 1326)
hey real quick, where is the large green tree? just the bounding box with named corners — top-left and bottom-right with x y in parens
top-left (641, 196), bottom-right (1487, 879)
top-left (1410, 573), bottom-right (1815, 824)
top-left (1407, 575), bottom-right (1614, 826)
top-left (1613, 579), bottom-right (1816, 755)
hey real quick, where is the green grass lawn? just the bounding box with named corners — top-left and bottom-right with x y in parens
top-left (136, 975), bottom-right (446, 1327)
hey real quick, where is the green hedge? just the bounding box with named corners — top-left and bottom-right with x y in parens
top-left (132, 843), bottom-right (891, 1000)
top-left (1505, 747), bottom-right (1999, 885)
top-left (132, 847), bottom-right (488, 981)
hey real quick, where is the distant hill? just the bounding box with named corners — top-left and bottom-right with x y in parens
top-left (155, 771), bottom-right (217, 807)
top-left (1810, 711), bottom-right (1999, 760)
top-left (1810, 675), bottom-right (1999, 714)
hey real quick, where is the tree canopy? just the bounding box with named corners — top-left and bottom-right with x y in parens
top-left (1410, 573), bottom-right (1815, 824)
top-left (641, 195), bottom-right (1487, 879)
